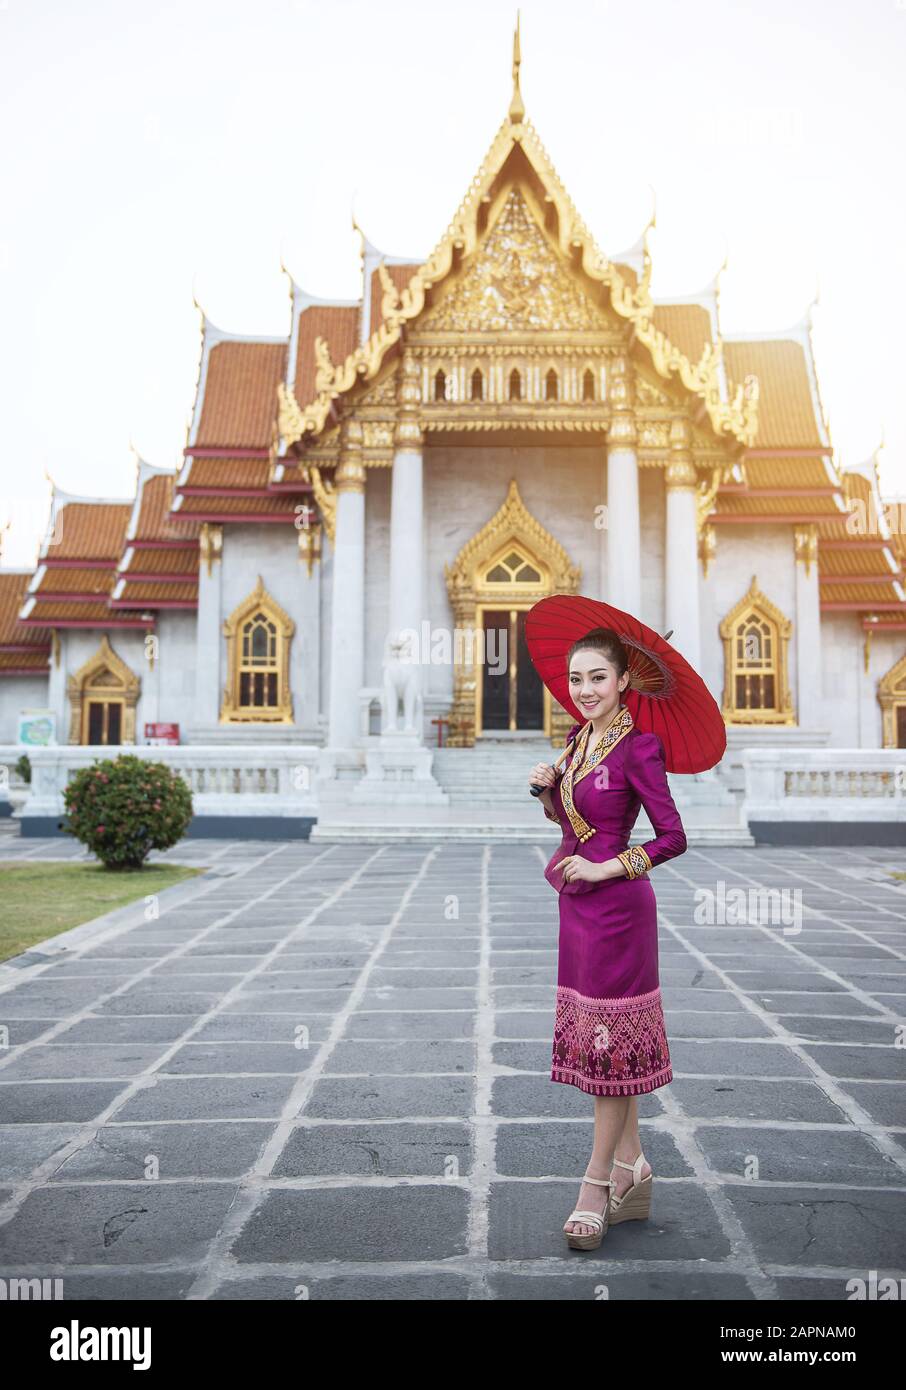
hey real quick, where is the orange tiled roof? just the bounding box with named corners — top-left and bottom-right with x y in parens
top-left (112, 580), bottom-right (198, 605)
top-left (173, 494), bottom-right (301, 517)
top-left (131, 471), bottom-right (185, 541)
top-left (742, 457), bottom-right (838, 490)
top-left (47, 502), bottom-right (132, 562)
top-left (33, 567), bottom-right (114, 597)
top-left (0, 649), bottom-right (49, 673)
top-left (819, 581), bottom-right (903, 605)
top-left (195, 340), bottom-right (287, 448)
top-left (295, 305), bottom-right (360, 408)
top-left (180, 458), bottom-right (272, 490)
top-left (369, 264), bottom-right (420, 337)
top-left (651, 304), bottom-right (712, 366)
top-left (0, 573), bottom-right (50, 647)
top-left (120, 547), bottom-right (198, 577)
top-left (724, 339), bottom-right (823, 449)
top-left (23, 599), bottom-right (148, 624)
top-left (715, 493), bottom-right (841, 518)
top-left (273, 461), bottom-right (318, 488)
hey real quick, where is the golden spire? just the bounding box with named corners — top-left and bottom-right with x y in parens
top-left (509, 11), bottom-right (525, 123)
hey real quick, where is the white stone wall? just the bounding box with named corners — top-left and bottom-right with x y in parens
top-left (148, 611), bottom-right (197, 736)
top-left (821, 611), bottom-right (905, 747)
top-left (0, 674), bottom-right (51, 744)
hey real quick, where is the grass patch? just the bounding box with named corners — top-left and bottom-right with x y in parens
top-left (0, 861), bottom-right (203, 963)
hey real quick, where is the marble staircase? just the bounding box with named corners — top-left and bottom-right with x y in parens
top-left (311, 735), bottom-right (754, 843)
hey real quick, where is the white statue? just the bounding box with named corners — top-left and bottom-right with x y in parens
top-left (381, 630), bottom-right (422, 734)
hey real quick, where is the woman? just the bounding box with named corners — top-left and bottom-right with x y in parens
top-left (529, 626), bottom-right (687, 1251)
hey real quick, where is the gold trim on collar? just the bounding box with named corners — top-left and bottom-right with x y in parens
top-left (559, 704), bottom-right (634, 843)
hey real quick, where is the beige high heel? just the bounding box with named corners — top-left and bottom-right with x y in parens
top-left (607, 1152), bottom-right (652, 1224)
top-left (562, 1175), bottom-right (613, 1250)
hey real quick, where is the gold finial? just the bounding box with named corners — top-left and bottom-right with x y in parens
top-left (509, 11), bottom-right (525, 123)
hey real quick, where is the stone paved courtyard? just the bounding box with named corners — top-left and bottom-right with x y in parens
top-left (0, 833), bottom-right (904, 1301)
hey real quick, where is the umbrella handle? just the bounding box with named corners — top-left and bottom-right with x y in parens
top-left (528, 731), bottom-right (580, 798)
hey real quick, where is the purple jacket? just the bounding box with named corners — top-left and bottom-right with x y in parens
top-left (543, 719), bottom-right (688, 895)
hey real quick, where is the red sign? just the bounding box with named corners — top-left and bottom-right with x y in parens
top-left (144, 722), bottom-right (180, 746)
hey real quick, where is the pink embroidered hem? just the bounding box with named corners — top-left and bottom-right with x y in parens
top-left (551, 983), bottom-right (673, 1097)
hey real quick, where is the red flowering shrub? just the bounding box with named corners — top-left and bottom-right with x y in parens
top-left (63, 754), bottom-right (193, 868)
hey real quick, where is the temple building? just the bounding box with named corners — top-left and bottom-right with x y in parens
top-left (1, 28), bottom-right (905, 833)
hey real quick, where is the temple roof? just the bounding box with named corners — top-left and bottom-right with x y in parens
top-left (18, 486), bottom-right (162, 631)
top-left (0, 570), bottom-right (50, 673)
top-left (37, 490), bottom-right (133, 563)
top-left (188, 315), bottom-right (288, 452)
top-left (724, 334), bottom-right (826, 450)
top-left (116, 461), bottom-right (199, 611)
top-left (294, 301), bottom-right (359, 407)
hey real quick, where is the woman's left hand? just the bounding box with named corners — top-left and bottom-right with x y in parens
top-left (556, 854), bottom-right (605, 884)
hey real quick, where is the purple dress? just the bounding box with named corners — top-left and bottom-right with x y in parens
top-left (542, 705), bottom-right (687, 1097)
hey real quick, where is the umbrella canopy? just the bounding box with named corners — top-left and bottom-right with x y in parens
top-left (525, 593), bottom-right (726, 774)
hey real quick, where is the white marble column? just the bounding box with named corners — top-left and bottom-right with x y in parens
top-left (47, 631), bottom-right (69, 742)
top-left (327, 417), bottom-right (366, 749)
top-left (794, 524), bottom-right (822, 729)
top-left (606, 354), bottom-right (641, 614)
top-left (388, 353), bottom-right (425, 681)
top-left (193, 523), bottom-right (223, 728)
top-left (664, 415), bottom-right (702, 671)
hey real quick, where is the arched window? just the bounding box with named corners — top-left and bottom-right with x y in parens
top-left (222, 577), bottom-right (295, 723)
top-left (545, 369), bottom-right (559, 401)
top-left (582, 368), bottom-right (596, 401)
top-left (470, 368), bottom-right (484, 401)
top-left (508, 368), bottom-right (522, 401)
top-left (434, 369), bottom-right (447, 402)
top-left (484, 547), bottom-right (543, 586)
top-left (719, 577), bottom-right (793, 724)
top-left (879, 652), bottom-right (906, 748)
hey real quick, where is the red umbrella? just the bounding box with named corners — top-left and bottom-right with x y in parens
top-left (525, 593), bottom-right (726, 774)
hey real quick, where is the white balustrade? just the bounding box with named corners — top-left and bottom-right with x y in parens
top-left (742, 748), bottom-right (906, 826)
top-left (0, 745), bottom-right (319, 823)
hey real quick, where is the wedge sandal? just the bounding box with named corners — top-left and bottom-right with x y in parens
top-left (608, 1153), bottom-right (652, 1224)
top-left (563, 1175), bottom-right (613, 1250)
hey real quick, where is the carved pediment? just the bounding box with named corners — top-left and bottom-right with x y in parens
top-left (419, 187), bottom-right (608, 335)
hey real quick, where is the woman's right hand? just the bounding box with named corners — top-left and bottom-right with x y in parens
top-left (530, 762), bottom-right (557, 791)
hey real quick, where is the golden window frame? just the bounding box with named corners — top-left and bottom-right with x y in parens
top-left (719, 575), bottom-right (795, 725)
top-left (67, 635), bottom-right (140, 745)
top-left (878, 651), bottom-right (906, 749)
top-left (221, 576), bottom-right (295, 724)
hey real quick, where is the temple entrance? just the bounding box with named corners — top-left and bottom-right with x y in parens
top-left (479, 606), bottom-right (544, 732)
top-left (67, 636), bottom-right (140, 746)
top-left (443, 478), bottom-right (581, 746)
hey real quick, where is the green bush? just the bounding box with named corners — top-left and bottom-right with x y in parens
top-left (63, 754), bottom-right (193, 868)
top-left (15, 754), bottom-right (31, 784)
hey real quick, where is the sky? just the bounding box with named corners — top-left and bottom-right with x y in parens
top-left (1, 0), bottom-right (904, 567)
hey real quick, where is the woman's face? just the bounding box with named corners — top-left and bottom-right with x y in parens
top-left (568, 648), bottom-right (628, 718)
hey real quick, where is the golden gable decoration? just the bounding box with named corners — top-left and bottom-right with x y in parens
top-left (276, 72), bottom-right (760, 450)
top-left (420, 188), bottom-right (606, 335)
